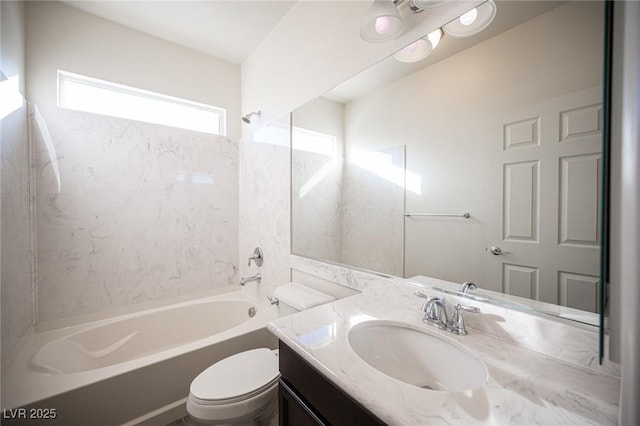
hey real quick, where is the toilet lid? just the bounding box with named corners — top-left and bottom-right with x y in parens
top-left (190, 348), bottom-right (279, 402)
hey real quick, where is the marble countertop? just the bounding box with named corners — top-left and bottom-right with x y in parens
top-left (268, 290), bottom-right (620, 425)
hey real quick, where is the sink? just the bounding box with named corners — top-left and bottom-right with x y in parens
top-left (348, 321), bottom-right (488, 392)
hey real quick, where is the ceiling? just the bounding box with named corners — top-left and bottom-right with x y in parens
top-left (63, 1), bottom-right (298, 64)
top-left (62, 0), bottom-right (565, 87)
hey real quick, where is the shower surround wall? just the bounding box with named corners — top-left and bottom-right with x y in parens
top-left (32, 105), bottom-right (239, 323)
top-left (1, 0), bottom-right (33, 379)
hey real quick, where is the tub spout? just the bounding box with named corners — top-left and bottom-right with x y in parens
top-left (240, 273), bottom-right (261, 286)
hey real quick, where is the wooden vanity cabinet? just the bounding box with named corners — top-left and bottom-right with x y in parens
top-left (278, 341), bottom-right (385, 426)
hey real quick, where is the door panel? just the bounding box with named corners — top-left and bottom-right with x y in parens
top-left (559, 154), bottom-right (601, 246)
top-left (503, 161), bottom-right (539, 241)
top-left (488, 87), bottom-right (602, 312)
top-left (503, 264), bottom-right (538, 299)
top-left (558, 271), bottom-right (601, 312)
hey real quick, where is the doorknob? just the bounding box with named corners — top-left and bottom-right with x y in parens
top-left (490, 246), bottom-right (503, 255)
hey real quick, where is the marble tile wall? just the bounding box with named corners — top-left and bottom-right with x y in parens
top-left (342, 146), bottom-right (405, 277)
top-left (32, 105), bottom-right (239, 323)
top-left (290, 147), bottom-right (404, 277)
top-left (1, 103), bottom-right (34, 376)
top-left (291, 151), bottom-right (343, 264)
top-left (239, 117), bottom-right (291, 299)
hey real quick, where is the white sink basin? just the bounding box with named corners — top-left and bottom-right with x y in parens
top-left (348, 321), bottom-right (488, 392)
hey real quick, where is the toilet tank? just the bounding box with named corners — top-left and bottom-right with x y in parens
top-left (273, 282), bottom-right (335, 317)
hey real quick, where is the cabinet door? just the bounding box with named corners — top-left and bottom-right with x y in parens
top-left (278, 379), bottom-right (326, 426)
top-left (278, 342), bottom-right (386, 426)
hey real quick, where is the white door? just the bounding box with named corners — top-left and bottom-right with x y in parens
top-left (487, 87), bottom-right (602, 312)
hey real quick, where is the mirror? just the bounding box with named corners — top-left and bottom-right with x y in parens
top-left (291, 1), bottom-right (607, 326)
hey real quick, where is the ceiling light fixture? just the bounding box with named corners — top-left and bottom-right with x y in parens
top-left (360, 0), bottom-right (405, 43)
top-left (393, 38), bottom-right (433, 62)
top-left (426, 27), bottom-right (442, 48)
top-left (459, 8), bottom-right (478, 26)
top-left (443, 0), bottom-right (497, 38)
top-left (411, 0), bottom-right (448, 9)
top-left (393, 28), bottom-right (443, 63)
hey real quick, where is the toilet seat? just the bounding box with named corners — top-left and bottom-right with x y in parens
top-left (189, 348), bottom-right (280, 404)
top-left (190, 376), bottom-right (279, 406)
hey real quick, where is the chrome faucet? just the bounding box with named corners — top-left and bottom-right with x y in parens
top-left (460, 281), bottom-right (478, 294)
top-left (423, 297), bottom-right (449, 330)
top-left (240, 273), bottom-right (261, 286)
top-left (415, 292), bottom-right (480, 335)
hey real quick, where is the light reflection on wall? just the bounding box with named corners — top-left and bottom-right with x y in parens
top-left (0, 74), bottom-right (24, 120)
top-left (175, 171), bottom-right (215, 185)
top-left (252, 121), bottom-right (290, 147)
top-left (33, 105), bottom-right (61, 192)
top-left (299, 158), bottom-right (342, 199)
top-left (348, 149), bottom-right (421, 195)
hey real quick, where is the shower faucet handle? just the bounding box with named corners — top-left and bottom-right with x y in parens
top-left (248, 247), bottom-right (264, 267)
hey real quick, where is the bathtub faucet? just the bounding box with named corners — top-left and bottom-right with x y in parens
top-left (240, 273), bottom-right (261, 286)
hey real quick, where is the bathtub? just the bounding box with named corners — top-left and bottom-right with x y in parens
top-left (1, 289), bottom-right (278, 425)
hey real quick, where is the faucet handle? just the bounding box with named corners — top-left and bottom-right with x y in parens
top-left (451, 304), bottom-right (480, 335)
top-left (456, 304), bottom-right (480, 313)
top-left (248, 247), bottom-right (264, 267)
top-left (267, 296), bottom-right (279, 306)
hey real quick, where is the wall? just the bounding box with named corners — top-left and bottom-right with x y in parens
top-left (611, 1), bottom-right (640, 422)
top-left (32, 105), bottom-right (239, 323)
top-left (291, 96), bottom-right (406, 277)
top-left (341, 144), bottom-right (405, 276)
top-left (239, 116), bottom-right (292, 298)
top-left (242, 1), bottom-right (481, 123)
top-left (1, 0), bottom-right (33, 380)
top-left (25, 1), bottom-right (241, 140)
top-left (342, 1), bottom-right (603, 291)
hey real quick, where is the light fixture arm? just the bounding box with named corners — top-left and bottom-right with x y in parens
top-left (393, 0), bottom-right (425, 13)
top-left (407, 0), bottom-right (424, 13)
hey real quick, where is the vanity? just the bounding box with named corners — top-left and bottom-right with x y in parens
top-left (278, 342), bottom-right (383, 425)
top-left (275, 1), bottom-right (620, 424)
top-left (269, 279), bottom-right (620, 425)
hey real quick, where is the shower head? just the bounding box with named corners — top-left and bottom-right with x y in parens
top-left (242, 111), bottom-right (262, 124)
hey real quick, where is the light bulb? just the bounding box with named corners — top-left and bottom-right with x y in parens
top-left (375, 16), bottom-right (391, 34)
top-left (393, 38), bottom-right (432, 63)
top-left (404, 41), bottom-right (419, 54)
top-left (427, 28), bottom-right (442, 49)
top-left (459, 8), bottom-right (478, 26)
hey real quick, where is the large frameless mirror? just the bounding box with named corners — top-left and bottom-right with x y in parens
top-left (291, 1), bottom-right (609, 330)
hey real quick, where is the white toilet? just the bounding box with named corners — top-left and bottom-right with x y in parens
top-left (186, 283), bottom-right (335, 426)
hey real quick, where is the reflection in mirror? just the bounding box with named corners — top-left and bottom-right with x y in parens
top-left (291, 98), bottom-right (405, 275)
top-left (292, 1), bottom-right (605, 326)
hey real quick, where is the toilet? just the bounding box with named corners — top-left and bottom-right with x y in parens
top-left (186, 283), bottom-right (335, 425)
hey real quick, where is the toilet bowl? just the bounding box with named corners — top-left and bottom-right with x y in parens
top-left (186, 283), bottom-right (335, 425)
top-left (187, 348), bottom-right (279, 426)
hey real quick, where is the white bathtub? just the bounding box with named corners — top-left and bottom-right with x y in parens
top-left (2, 289), bottom-right (278, 425)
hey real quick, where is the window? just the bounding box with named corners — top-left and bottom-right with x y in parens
top-left (292, 126), bottom-right (337, 156)
top-left (57, 70), bottom-right (226, 135)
